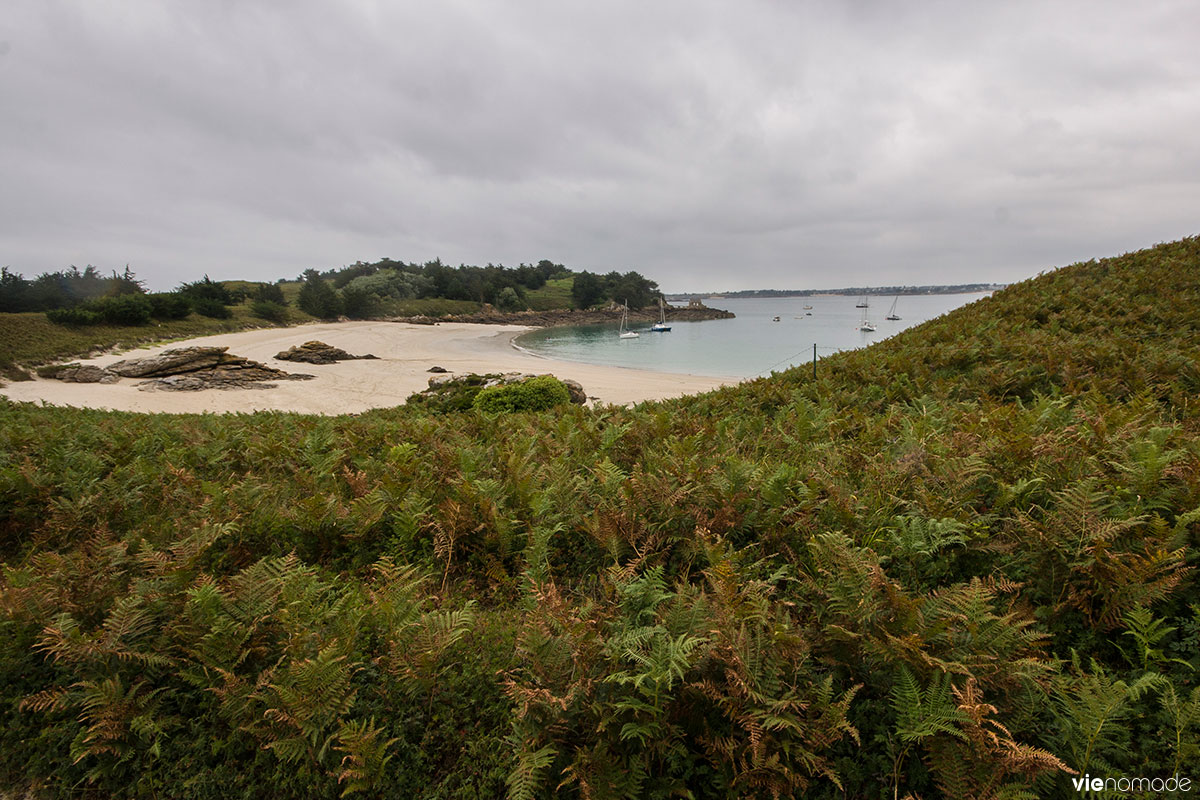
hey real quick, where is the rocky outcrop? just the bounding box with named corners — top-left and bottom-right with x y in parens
top-left (41, 346), bottom-right (315, 392)
top-left (132, 349), bottom-right (314, 391)
top-left (107, 347), bottom-right (232, 378)
top-left (38, 363), bottom-right (120, 383)
top-left (560, 379), bottom-right (587, 405)
top-left (137, 370), bottom-right (309, 391)
top-left (274, 341), bottom-right (378, 365)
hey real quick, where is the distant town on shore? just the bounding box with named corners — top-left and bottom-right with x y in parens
top-left (668, 282), bottom-right (1006, 300)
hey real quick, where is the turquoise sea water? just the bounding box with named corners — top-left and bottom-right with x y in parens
top-left (515, 293), bottom-right (991, 378)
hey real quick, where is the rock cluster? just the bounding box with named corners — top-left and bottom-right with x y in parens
top-left (560, 378), bottom-right (588, 405)
top-left (41, 364), bottom-right (120, 384)
top-left (274, 341), bottom-right (378, 365)
top-left (108, 347), bottom-right (231, 378)
top-left (42, 346), bottom-right (314, 391)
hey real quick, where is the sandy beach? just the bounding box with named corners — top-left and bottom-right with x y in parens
top-left (0, 321), bottom-right (737, 415)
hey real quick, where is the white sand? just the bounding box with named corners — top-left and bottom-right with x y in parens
top-left (0, 321), bottom-right (737, 415)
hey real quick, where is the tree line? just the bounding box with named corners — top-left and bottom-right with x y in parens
top-left (1, 259), bottom-right (663, 325)
top-left (294, 258), bottom-right (573, 319)
top-left (569, 270), bottom-right (659, 310)
top-left (299, 259), bottom-right (660, 319)
top-left (0, 265), bottom-right (288, 326)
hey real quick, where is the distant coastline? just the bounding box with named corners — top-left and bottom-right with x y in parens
top-left (668, 282), bottom-right (1005, 300)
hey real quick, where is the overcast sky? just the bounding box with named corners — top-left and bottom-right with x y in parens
top-left (3, 1), bottom-right (1199, 292)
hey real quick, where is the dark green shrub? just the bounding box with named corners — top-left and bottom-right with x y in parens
top-left (495, 286), bottom-right (523, 311)
top-left (147, 292), bottom-right (192, 320)
top-left (254, 282), bottom-right (286, 305)
top-left (178, 275), bottom-right (234, 305)
top-left (90, 294), bottom-right (153, 325)
top-left (191, 297), bottom-right (233, 319)
top-left (250, 300), bottom-right (288, 323)
top-left (45, 306), bottom-right (101, 325)
top-left (408, 374), bottom-right (494, 413)
top-left (471, 375), bottom-right (570, 413)
top-left (45, 295), bottom-right (153, 326)
top-left (297, 269), bottom-right (343, 319)
top-left (341, 285), bottom-right (378, 319)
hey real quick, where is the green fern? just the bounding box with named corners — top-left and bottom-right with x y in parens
top-left (1053, 653), bottom-right (1167, 774)
top-left (506, 743), bottom-right (556, 800)
top-left (891, 667), bottom-right (970, 743)
top-left (1160, 684), bottom-right (1200, 775)
top-left (1119, 606), bottom-right (1193, 672)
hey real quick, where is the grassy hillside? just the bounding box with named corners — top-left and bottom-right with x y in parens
top-left (1, 238), bottom-right (1198, 798)
top-left (523, 276), bottom-right (575, 310)
top-left (0, 306), bottom-right (313, 381)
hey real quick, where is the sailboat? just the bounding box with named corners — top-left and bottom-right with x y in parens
top-left (885, 296), bottom-right (901, 321)
top-left (618, 301), bottom-right (639, 339)
top-left (855, 295), bottom-right (869, 308)
top-left (650, 297), bottom-right (671, 332)
top-left (859, 307), bottom-right (876, 332)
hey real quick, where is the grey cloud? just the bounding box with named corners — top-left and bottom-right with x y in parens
top-left (2, 0), bottom-right (1199, 291)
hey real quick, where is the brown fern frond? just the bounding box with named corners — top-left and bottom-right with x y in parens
top-left (341, 465), bottom-right (371, 498)
top-left (19, 687), bottom-right (70, 713)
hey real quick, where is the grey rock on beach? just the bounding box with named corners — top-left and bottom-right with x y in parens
top-left (40, 364), bottom-right (120, 383)
top-left (46, 346), bottom-right (318, 392)
top-left (274, 341), bottom-right (378, 365)
top-left (107, 347), bottom-right (229, 378)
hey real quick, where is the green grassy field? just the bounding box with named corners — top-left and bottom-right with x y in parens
top-left (0, 238), bottom-right (1198, 799)
top-left (523, 276), bottom-right (575, 310)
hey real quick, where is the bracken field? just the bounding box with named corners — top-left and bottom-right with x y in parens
top-left (1, 238), bottom-right (1199, 798)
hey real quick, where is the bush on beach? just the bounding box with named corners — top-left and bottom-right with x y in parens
top-left (471, 375), bottom-right (571, 413)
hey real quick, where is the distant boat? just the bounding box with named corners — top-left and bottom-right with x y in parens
top-left (650, 297), bottom-right (671, 332)
top-left (772, 315), bottom-right (781, 322)
top-left (885, 296), bottom-right (901, 321)
top-left (855, 295), bottom-right (869, 308)
top-left (859, 308), bottom-right (876, 332)
top-left (618, 302), bottom-right (639, 339)
top-left (802, 304), bottom-right (813, 310)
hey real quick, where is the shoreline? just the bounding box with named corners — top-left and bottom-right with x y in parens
top-left (402, 304), bottom-right (735, 328)
top-left (0, 321), bottom-right (736, 415)
top-left (507, 333), bottom-right (740, 380)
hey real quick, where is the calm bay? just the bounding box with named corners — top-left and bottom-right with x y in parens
top-left (515, 292), bottom-right (993, 378)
